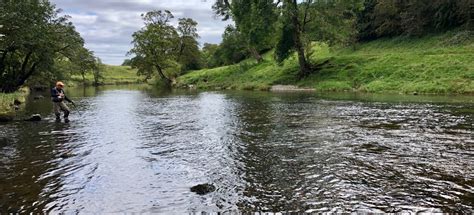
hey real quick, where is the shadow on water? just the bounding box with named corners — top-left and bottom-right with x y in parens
top-left (0, 86), bottom-right (473, 213)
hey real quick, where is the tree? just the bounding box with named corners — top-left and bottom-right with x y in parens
top-left (356, 0), bottom-right (378, 41)
top-left (215, 25), bottom-right (249, 66)
top-left (213, 0), bottom-right (277, 62)
top-left (356, 0), bottom-right (471, 40)
top-left (121, 59), bottom-right (132, 66)
top-left (201, 43), bottom-right (220, 68)
top-left (129, 10), bottom-right (181, 86)
top-left (275, 0), bottom-right (311, 78)
top-left (71, 48), bottom-right (96, 84)
top-left (92, 58), bottom-right (105, 86)
top-left (177, 18), bottom-right (202, 73)
top-left (302, 0), bottom-right (363, 46)
top-left (0, 0), bottom-right (87, 92)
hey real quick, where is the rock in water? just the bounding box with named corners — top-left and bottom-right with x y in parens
top-left (190, 183), bottom-right (216, 195)
top-left (0, 115), bottom-right (14, 122)
top-left (24, 114), bottom-right (42, 122)
top-left (33, 95), bottom-right (44, 100)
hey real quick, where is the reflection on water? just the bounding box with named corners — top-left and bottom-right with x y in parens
top-left (0, 86), bottom-right (473, 213)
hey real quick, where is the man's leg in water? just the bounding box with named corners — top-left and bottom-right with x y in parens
top-left (59, 102), bottom-right (70, 122)
top-left (53, 103), bottom-right (61, 121)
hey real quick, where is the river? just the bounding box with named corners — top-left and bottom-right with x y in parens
top-left (0, 85), bottom-right (473, 213)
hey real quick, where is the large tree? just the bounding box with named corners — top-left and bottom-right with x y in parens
top-left (213, 0), bottom-right (277, 62)
top-left (0, 0), bottom-right (87, 92)
top-left (92, 58), bottom-right (105, 86)
top-left (129, 10), bottom-right (198, 86)
top-left (71, 48), bottom-right (96, 84)
top-left (177, 18), bottom-right (202, 73)
top-left (275, 0), bottom-right (312, 78)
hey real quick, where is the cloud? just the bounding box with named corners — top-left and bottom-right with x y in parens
top-left (51, 0), bottom-right (232, 65)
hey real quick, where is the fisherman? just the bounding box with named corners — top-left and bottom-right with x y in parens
top-left (51, 81), bottom-right (75, 122)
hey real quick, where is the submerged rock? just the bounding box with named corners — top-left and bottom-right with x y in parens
top-left (0, 137), bottom-right (10, 147)
top-left (33, 95), bottom-right (44, 100)
top-left (24, 114), bottom-right (42, 122)
top-left (190, 183), bottom-right (216, 195)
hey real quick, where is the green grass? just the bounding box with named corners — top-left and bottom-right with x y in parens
top-left (178, 30), bottom-right (474, 94)
top-left (0, 87), bottom-right (29, 118)
top-left (71, 65), bottom-right (142, 86)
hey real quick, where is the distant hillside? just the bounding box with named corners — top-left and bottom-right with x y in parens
top-left (71, 65), bottom-right (142, 85)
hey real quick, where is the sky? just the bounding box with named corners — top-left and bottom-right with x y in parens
top-left (50, 0), bottom-right (232, 65)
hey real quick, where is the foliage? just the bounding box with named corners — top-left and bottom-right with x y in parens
top-left (121, 59), bottom-right (132, 66)
top-left (275, 0), bottom-right (311, 78)
top-left (201, 43), bottom-right (220, 68)
top-left (302, 0), bottom-right (363, 46)
top-left (230, 0), bottom-right (278, 62)
top-left (357, 0), bottom-right (471, 41)
top-left (129, 10), bottom-right (200, 86)
top-left (206, 25), bottom-right (249, 68)
top-left (70, 48), bottom-right (96, 83)
top-left (0, 0), bottom-right (89, 92)
top-left (92, 58), bottom-right (105, 86)
top-left (177, 18), bottom-right (202, 73)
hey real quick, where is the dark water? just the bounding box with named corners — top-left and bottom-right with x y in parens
top-left (0, 85), bottom-right (473, 213)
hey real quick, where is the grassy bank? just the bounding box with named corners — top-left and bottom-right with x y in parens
top-left (178, 30), bottom-right (473, 94)
top-left (71, 65), bottom-right (142, 86)
top-left (0, 87), bottom-right (30, 121)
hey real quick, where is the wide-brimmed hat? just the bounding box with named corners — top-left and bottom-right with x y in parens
top-left (56, 81), bottom-right (65, 87)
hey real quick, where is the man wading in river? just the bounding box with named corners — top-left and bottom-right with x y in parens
top-left (51, 81), bottom-right (75, 122)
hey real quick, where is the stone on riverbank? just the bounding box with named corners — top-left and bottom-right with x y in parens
top-left (270, 85), bottom-right (315, 92)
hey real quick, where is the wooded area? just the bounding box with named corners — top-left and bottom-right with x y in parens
top-left (0, 0), bottom-right (104, 92)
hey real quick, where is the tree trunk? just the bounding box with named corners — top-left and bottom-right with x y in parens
top-left (155, 65), bottom-right (172, 87)
top-left (288, 0), bottom-right (311, 78)
top-left (470, 2), bottom-right (474, 30)
top-left (17, 62), bottom-right (37, 87)
top-left (81, 72), bottom-right (86, 84)
top-left (1, 62), bottom-right (37, 93)
top-left (0, 50), bottom-right (7, 72)
top-left (250, 48), bottom-right (263, 63)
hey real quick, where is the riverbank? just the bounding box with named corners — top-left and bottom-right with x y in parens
top-left (70, 65), bottom-right (142, 86)
top-left (0, 87), bottom-right (30, 121)
top-left (177, 30), bottom-right (473, 94)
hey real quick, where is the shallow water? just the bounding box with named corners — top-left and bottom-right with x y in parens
top-left (0, 86), bottom-right (473, 213)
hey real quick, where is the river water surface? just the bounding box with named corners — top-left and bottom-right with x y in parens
top-left (0, 86), bottom-right (473, 213)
